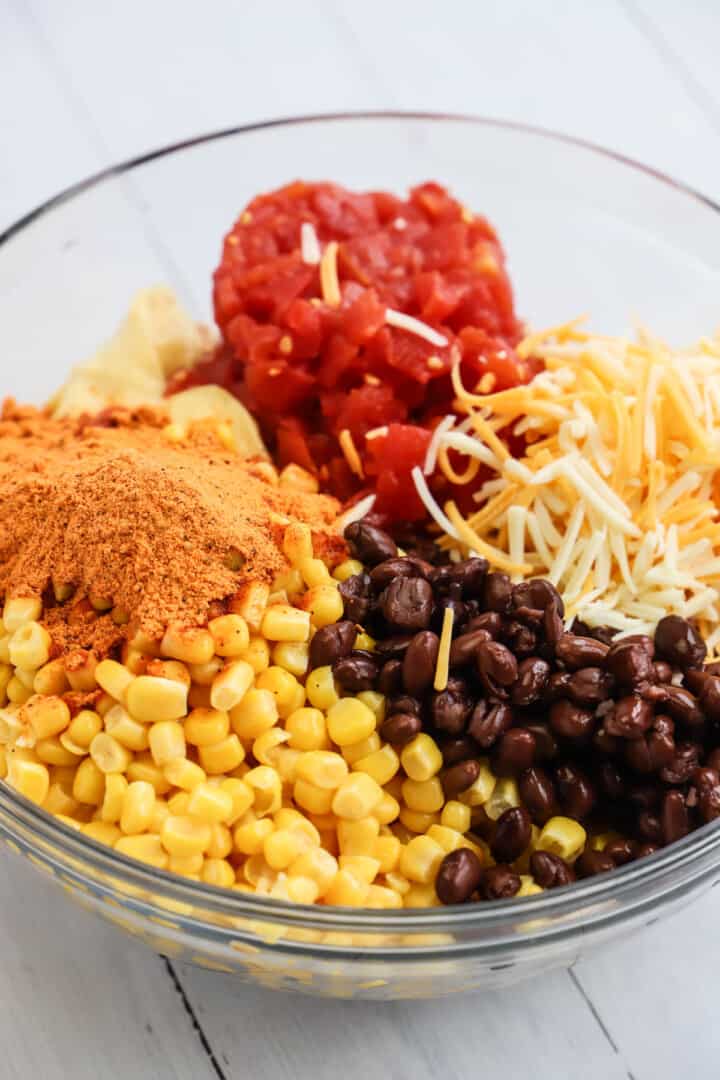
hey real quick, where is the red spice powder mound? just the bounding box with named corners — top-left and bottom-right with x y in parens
top-left (0, 402), bottom-right (344, 655)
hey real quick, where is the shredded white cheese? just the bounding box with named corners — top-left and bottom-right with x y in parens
top-left (300, 222), bottom-right (321, 266)
top-left (386, 309), bottom-right (448, 348)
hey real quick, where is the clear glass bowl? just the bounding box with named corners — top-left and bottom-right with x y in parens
top-left (2, 113), bottom-right (720, 999)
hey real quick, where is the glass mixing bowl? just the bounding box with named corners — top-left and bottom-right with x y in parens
top-left (2, 113), bottom-right (720, 999)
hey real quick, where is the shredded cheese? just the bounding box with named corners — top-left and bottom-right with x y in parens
top-left (320, 241), bottom-right (341, 307)
top-left (300, 222), bottom-right (322, 266)
top-left (386, 309), bottom-right (448, 348)
top-left (434, 606), bottom-right (454, 692)
top-left (427, 322), bottom-right (720, 634)
top-left (335, 493), bottom-right (376, 533)
top-left (339, 428), bottom-right (364, 479)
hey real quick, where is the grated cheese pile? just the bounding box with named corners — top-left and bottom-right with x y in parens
top-left (415, 320), bottom-right (720, 649)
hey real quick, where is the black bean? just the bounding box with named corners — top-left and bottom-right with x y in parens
top-left (593, 727), bottom-right (620, 756)
top-left (493, 728), bottom-right (536, 775)
top-left (332, 652), bottom-right (379, 692)
top-left (604, 838), bottom-right (635, 865)
top-left (519, 766), bottom-right (557, 824)
top-left (503, 621), bottom-right (537, 658)
top-left (442, 736), bottom-right (479, 767)
top-left (544, 671), bottom-right (572, 701)
top-left (431, 678), bottom-right (472, 735)
top-left (435, 848), bottom-right (483, 904)
top-left (655, 614), bottom-right (707, 670)
top-left (636, 842), bottom-right (660, 859)
top-left (637, 811), bottom-right (663, 843)
top-left (555, 634), bottom-right (609, 669)
top-left (480, 865), bottom-right (521, 900)
top-left (697, 675), bottom-right (720, 722)
top-left (699, 780), bottom-right (720, 823)
top-left (442, 759), bottom-right (481, 799)
top-left (555, 763), bottom-right (596, 819)
top-left (491, 807), bottom-right (532, 863)
top-left (623, 715), bottom-right (675, 773)
top-left (464, 612), bottom-right (503, 638)
top-left (380, 713), bottom-right (422, 746)
top-left (530, 851), bottom-right (575, 888)
top-left (707, 748), bottom-right (720, 772)
top-left (380, 577), bottom-right (433, 631)
top-left (662, 685), bottom-right (704, 727)
top-left (549, 699), bottom-right (595, 739)
top-left (597, 761), bottom-right (626, 800)
top-left (576, 850), bottom-right (615, 877)
top-left (432, 592), bottom-right (468, 633)
top-left (449, 628), bottom-right (492, 668)
top-left (628, 783), bottom-right (660, 810)
top-left (308, 620), bottom-right (357, 669)
top-left (571, 619), bottom-right (615, 646)
top-left (566, 667), bottom-right (614, 706)
top-left (661, 790), bottom-right (690, 845)
top-left (653, 661), bottom-right (673, 684)
top-left (428, 565), bottom-right (453, 593)
top-left (660, 742), bottom-right (701, 785)
top-left (512, 578), bottom-right (565, 617)
top-left (344, 521), bottom-right (397, 565)
top-left (387, 694), bottom-right (422, 717)
top-left (375, 634), bottom-right (415, 660)
top-left (476, 640), bottom-right (518, 697)
top-left (512, 657), bottom-right (551, 706)
top-left (377, 659), bottom-right (403, 696)
top-left (512, 606), bottom-right (545, 627)
top-left (543, 604), bottom-right (565, 646)
top-left (402, 631), bottom-right (439, 697)
top-left (605, 640), bottom-right (655, 689)
top-left (338, 572), bottom-right (373, 623)
top-left (447, 557), bottom-right (489, 598)
top-left (604, 695), bottom-right (654, 739)
top-left (482, 573), bottom-right (513, 614)
top-left (369, 557), bottom-right (418, 591)
top-left (467, 702), bottom-right (514, 749)
top-left (524, 723), bottom-right (558, 762)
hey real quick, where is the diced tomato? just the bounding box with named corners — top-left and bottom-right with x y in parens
top-left (366, 424), bottom-right (432, 520)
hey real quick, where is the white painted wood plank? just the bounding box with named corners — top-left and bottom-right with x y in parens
top-left (334, 0), bottom-right (720, 196)
top-left (177, 961), bottom-right (629, 1080)
top-left (0, 850), bottom-right (216, 1080)
top-left (574, 884), bottom-right (720, 1080)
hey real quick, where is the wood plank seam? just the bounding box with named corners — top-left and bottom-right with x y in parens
top-left (164, 959), bottom-right (229, 1080)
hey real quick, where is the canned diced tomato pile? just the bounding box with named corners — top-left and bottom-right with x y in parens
top-left (4, 176), bottom-right (720, 908)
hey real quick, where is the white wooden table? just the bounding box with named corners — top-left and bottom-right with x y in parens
top-left (2, 2), bottom-right (720, 1076)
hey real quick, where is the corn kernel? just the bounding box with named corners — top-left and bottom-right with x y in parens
top-left (233, 815), bottom-right (274, 855)
top-left (242, 853), bottom-right (276, 889)
top-left (398, 808), bottom-right (439, 834)
top-left (327, 698), bottom-right (376, 748)
top-left (22, 695), bottom-right (71, 740)
top-left (34, 737), bottom-right (78, 766)
top-left (261, 604), bottom-right (311, 643)
top-left (161, 624), bottom-right (215, 665)
top-left (333, 559), bottom-right (364, 582)
top-left (441, 800), bottom-right (471, 833)
top-left (272, 640), bottom-right (309, 678)
top-left (115, 833), bottom-right (168, 869)
top-left (209, 614), bottom-right (250, 657)
top-left (0, 635), bottom-right (10, 664)
top-left (337, 817), bottom-right (380, 855)
top-left (332, 773), bottom-right (384, 820)
top-left (302, 583), bottom-right (343, 627)
top-left (399, 835), bottom-right (445, 884)
top-left (188, 657), bottom-right (224, 687)
top-left (385, 870), bottom-right (411, 896)
top-left (273, 746), bottom-right (302, 782)
top-left (31, 659), bottom-right (67, 698)
top-left (72, 757), bottom-right (105, 805)
top-left (95, 659), bottom-right (135, 702)
top-left (8, 758), bottom-right (49, 804)
top-left (186, 782), bottom-right (234, 824)
top-left (356, 691), bottom-right (386, 724)
top-left (198, 734), bottom-right (245, 775)
top-left (305, 666), bottom-right (339, 710)
top-left (90, 732), bottom-right (133, 774)
top-left (9, 621), bottom-right (51, 671)
top-left (202, 858), bottom-right (236, 888)
top-left (230, 687), bottom-right (278, 740)
top-left (427, 824), bottom-right (466, 854)
top-left (293, 778), bottom-right (333, 815)
top-left (274, 808), bottom-right (320, 846)
top-left (206, 822), bottom-right (233, 859)
top-left (285, 707), bottom-right (327, 751)
top-left (537, 816), bottom-right (587, 863)
top-left (404, 883), bottom-right (442, 908)
top-left (354, 744), bottom-right (399, 786)
top-left (103, 705), bottom-right (149, 751)
top-left (161, 814), bottom-right (211, 856)
top-left (401, 776), bottom-right (445, 814)
top-left (124, 753), bottom-right (171, 794)
top-left (354, 631), bottom-right (376, 651)
top-left (0, 662), bottom-right (12, 704)
top-left (374, 834), bottom-right (402, 872)
top-left (252, 728), bottom-right (290, 766)
top-left (255, 667), bottom-right (300, 717)
top-left (148, 720), bottom-right (186, 767)
top-left (286, 876), bottom-right (320, 904)
top-left (373, 791), bottom-right (401, 826)
top-left (517, 874), bottom-right (543, 897)
top-left (60, 710), bottom-right (102, 754)
top-left (83, 821), bottom-right (121, 846)
top-left (264, 829), bottom-right (303, 869)
top-left (241, 636), bottom-right (271, 674)
top-left (100, 773), bottom-right (128, 823)
top-left (283, 521), bottom-right (313, 565)
top-left (120, 780), bottom-right (156, 834)
top-left (484, 776), bottom-right (520, 821)
top-left (43, 782), bottom-right (78, 816)
top-left (338, 854), bottom-right (380, 884)
top-left (126, 676), bottom-right (188, 723)
top-left (150, 802), bottom-right (170, 833)
top-left (400, 733), bottom-right (443, 782)
top-left (289, 848), bottom-right (338, 896)
top-left (6, 676), bottom-right (31, 705)
top-left (245, 765), bottom-right (282, 816)
top-left (324, 868), bottom-right (370, 906)
top-left (459, 760), bottom-right (497, 807)
top-left (341, 732), bottom-right (381, 766)
top-left (295, 750), bottom-right (348, 789)
top-left (298, 556), bottom-right (332, 589)
top-left (64, 650), bottom-right (98, 692)
top-left (164, 757), bottom-right (207, 792)
top-left (3, 597), bottom-right (42, 633)
top-left (168, 852), bottom-right (204, 876)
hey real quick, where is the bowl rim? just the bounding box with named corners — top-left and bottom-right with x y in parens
top-left (2, 109), bottom-right (720, 937)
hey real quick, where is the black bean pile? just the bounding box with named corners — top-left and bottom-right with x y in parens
top-left (328, 519), bottom-right (720, 904)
